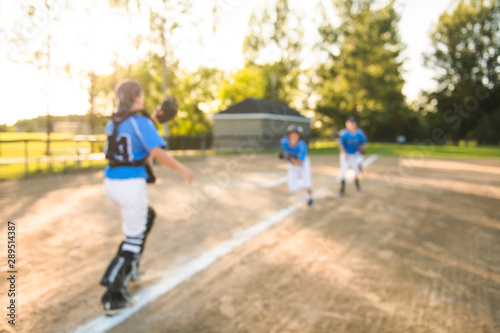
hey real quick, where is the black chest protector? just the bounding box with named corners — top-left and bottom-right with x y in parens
top-left (106, 110), bottom-right (156, 183)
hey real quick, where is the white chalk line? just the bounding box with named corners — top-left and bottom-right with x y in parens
top-left (72, 207), bottom-right (298, 333)
top-left (363, 154), bottom-right (379, 168)
top-left (234, 154), bottom-right (378, 189)
top-left (72, 154), bottom-right (379, 333)
top-left (228, 175), bottom-right (287, 189)
top-left (260, 175), bottom-right (288, 188)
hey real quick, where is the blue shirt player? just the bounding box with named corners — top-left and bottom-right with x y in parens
top-left (280, 125), bottom-right (314, 208)
top-left (100, 80), bottom-right (194, 315)
top-left (338, 116), bottom-right (367, 196)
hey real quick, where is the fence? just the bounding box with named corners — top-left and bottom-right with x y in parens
top-left (0, 136), bottom-right (210, 180)
top-left (0, 134), bottom-right (314, 180)
top-left (212, 134), bottom-right (311, 153)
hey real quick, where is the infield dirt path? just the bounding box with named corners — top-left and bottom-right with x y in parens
top-left (0, 154), bottom-right (499, 333)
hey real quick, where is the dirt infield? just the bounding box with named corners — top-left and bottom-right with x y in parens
top-left (0, 154), bottom-right (499, 333)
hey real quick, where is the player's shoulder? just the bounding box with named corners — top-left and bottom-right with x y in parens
top-left (129, 113), bottom-right (157, 130)
top-left (356, 129), bottom-right (367, 137)
top-left (281, 136), bottom-right (289, 144)
top-left (131, 113), bottom-right (152, 123)
top-left (339, 129), bottom-right (347, 137)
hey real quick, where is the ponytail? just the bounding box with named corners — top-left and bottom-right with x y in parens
top-left (115, 80), bottom-right (143, 113)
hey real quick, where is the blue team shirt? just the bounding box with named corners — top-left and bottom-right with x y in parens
top-left (339, 129), bottom-right (367, 154)
top-left (104, 114), bottom-right (166, 179)
top-left (281, 136), bottom-right (308, 161)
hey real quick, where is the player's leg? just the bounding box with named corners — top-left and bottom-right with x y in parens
top-left (339, 153), bottom-right (348, 196)
top-left (351, 154), bottom-right (362, 192)
top-left (301, 157), bottom-right (314, 207)
top-left (101, 178), bottom-right (149, 314)
top-left (115, 205), bottom-right (156, 282)
top-left (288, 162), bottom-right (301, 193)
top-left (357, 152), bottom-right (364, 174)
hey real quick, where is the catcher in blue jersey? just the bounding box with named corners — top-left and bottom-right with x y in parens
top-left (279, 125), bottom-right (314, 208)
top-left (100, 80), bottom-right (194, 315)
top-left (338, 116), bottom-right (367, 196)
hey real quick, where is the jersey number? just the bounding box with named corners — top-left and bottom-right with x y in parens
top-left (114, 135), bottom-right (131, 161)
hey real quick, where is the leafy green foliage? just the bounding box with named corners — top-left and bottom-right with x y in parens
top-left (242, 0), bottom-right (303, 104)
top-left (94, 55), bottom-right (220, 136)
top-left (426, 0), bottom-right (500, 145)
top-left (316, 0), bottom-right (412, 142)
top-left (218, 66), bottom-right (267, 108)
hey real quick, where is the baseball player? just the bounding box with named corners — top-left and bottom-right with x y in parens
top-left (100, 80), bottom-right (193, 315)
top-left (279, 125), bottom-right (314, 207)
top-left (338, 116), bottom-right (367, 196)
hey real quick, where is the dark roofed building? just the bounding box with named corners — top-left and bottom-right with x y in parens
top-left (217, 98), bottom-right (304, 117)
top-left (213, 98), bottom-right (311, 152)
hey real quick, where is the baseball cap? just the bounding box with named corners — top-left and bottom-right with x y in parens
top-left (287, 125), bottom-right (304, 136)
top-left (347, 116), bottom-right (357, 122)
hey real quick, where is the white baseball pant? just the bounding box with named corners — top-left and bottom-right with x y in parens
top-left (340, 152), bottom-right (362, 180)
top-left (104, 177), bottom-right (149, 251)
top-left (288, 156), bottom-right (312, 192)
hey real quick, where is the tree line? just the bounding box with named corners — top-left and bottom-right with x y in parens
top-left (4, 0), bottom-right (500, 145)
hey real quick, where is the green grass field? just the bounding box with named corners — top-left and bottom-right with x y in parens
top-left (1, 133), bottom-right (499, 181)
top-left (309, 141), bottom-right (500, 159)
top-left (0, 133), bottom-right (107, 181)
top-left (0, 159), bottom-right (108, 181)
top-left (0, 132), bottom-right (106, 158)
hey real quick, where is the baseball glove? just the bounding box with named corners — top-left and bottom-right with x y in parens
top-left (278, 153), bottom-right (293, 162)
top-left (156, 96), bottom-right (178, 123)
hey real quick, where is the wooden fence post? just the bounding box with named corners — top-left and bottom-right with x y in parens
top-left (24, 140), bottom-right (29, 178)
top-left (201, 135), bottom-right (206, 158)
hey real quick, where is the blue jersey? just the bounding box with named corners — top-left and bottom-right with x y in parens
top-left (281, 136), bottom-right (308, 161)
top-left (104, 114), bottom-right (166, 179)
top-left (339, 129), bottom-right (367, 154)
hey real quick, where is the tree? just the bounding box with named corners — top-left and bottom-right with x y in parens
top-left (3, 1), bottom-right (68, 153)
top-left (242, 0), bottom-right (303, 104)
top-left (426, 0), bottom-right (500, 145)
top-left (316, 0), bottom-right (409, 141)
top-left (106, 0), bottom-right (199, 136)
top-left (218, 66), bottom-right (267, 109)
top-left (95, 54), bottom-right (220, 136)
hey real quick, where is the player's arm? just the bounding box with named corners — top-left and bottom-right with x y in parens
top-left (338, 129), bottom-right (348, 154)
top-left (339, 138), bottom-right (346, 153)
top-left (150, 147), bottom-right (194, 184)
top-left (358, 143), bottom-right (366, 154)
top-left (289, 142), bottom-right (306, 166)
top-left (279, 136), bottom-right (288, 159)
top-left (289, 158), bottom-right (303, 166)
top-left (338, 137), bottom-right (345, 153)
top-left (358, 130), bottom-right (367, 154)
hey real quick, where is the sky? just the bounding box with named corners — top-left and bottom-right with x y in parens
top-left (0, 0), bottom-right (455, 126)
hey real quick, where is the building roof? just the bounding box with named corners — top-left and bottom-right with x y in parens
top-left (217, 98), bottom-right (306, 118)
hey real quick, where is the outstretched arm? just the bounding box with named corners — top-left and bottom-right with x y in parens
top-left (359, 143), bottom-right (366, 154)
top-left (149, 147), bottom-right (194, 184)
top-left (289, 158), bottom-right (303, 166)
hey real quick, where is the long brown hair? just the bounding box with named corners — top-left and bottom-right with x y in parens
top-left (115, 80), bottom-right (143, 113)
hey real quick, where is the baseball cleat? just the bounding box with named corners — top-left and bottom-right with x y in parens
top-left (102, 290), bottom-right (137, 316)
top-left (307, 198), bottom-right (314, 208)
top-left (339, 180), bottom-right (346, 197)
